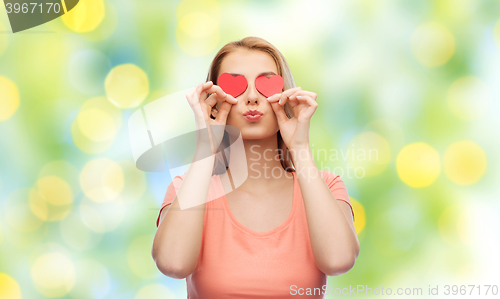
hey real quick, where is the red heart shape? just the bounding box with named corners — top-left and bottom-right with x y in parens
top-left (255, 75), bottom-right (284, 98)
top-left (218, 73), bottom-right (248, 97)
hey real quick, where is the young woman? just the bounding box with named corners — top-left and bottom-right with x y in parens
top-left (152, 36), bottom-right (359, 298)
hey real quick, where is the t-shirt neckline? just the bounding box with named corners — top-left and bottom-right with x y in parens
top-left (221, 171), bottom-right (298, 237)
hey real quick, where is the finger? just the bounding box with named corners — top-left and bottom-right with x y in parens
top-left (269, 100), bottom-right (289, 123)
top-left (204, 93), bottom-right (219, 108)
top-left (278, 87), bottom-right (302, 106)
top-left (266, 93), bottom-right (281, 103)
top-left (288, 90), bottom-right (316, 101)
top-left (196, 81), bottom-right (215, 105)
top-left (292, 95), bottom-right (319, 120)
top-left (207, 85), bottom-right (238, 104)
top-left (216, 101), bottom-right (232, 123)
top-left (295, 95), bottom-right (318, 107)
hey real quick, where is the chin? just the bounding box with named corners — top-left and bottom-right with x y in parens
top-left (237, 125), bottom-right (279, 139)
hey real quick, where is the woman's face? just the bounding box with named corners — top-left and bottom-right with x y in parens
top-left (218, 49), bottom-right (280, 140)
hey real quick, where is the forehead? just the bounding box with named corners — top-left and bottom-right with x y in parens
top-left (219, 49), bottom-right (278, 78)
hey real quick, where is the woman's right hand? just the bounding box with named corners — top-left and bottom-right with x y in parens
top-left (185, 81), bottom-right (237, 153)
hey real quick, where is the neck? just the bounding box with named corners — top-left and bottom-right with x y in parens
top-left (240, 133), bottom-right (292, 184)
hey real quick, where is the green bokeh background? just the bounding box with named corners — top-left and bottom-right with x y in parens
top-left (1, 0), bottom-right (500, 298)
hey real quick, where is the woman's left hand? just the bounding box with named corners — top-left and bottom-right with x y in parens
top-left (267, 87), bottom-right (318, 152)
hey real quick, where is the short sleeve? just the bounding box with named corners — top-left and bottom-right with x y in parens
top-left (320, 170), bottom-right (355, 222)
top-left (156, 175), bottom-right (184, 228)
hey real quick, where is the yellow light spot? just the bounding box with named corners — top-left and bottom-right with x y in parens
top-left (0, 76), bottom-right (20, 121)
top-left (0, 21), bottom-right (8, 57)
top-left (350, 197), bottom-right (365, 234)
top-left (37, 176), bottom-right (73, 206)
top-left (71, 97), bottom-right (122, 154)
top-left (61, 0), bottom-right (105, 33)
top-left (135, 284), bottom-right (176, 299)
top-left (444, 140), bottom-right (487, 185)
top-left (80, 158), bottom-right (124, 202)
top-left (0, 273), bottom-right (22, 299)
top-left (175, 0), bottom-right (220, 56)
top-left (438, 204), bottom-right (473, 247)
top-left (31, 252), bottom-right (75, 297)
top-left (447, 77), bottom-right (490, 121)
top-left (105, 64), bottom-right (149, 109)
top-left (77, 109), bottom-right (117, 142)
top-left (79, 197), bottom-right (125, 233)
top-left (80, 1), bottom-right (118, 42)
top-left (38, 160), bottom-right (80, 194)
top-left (29, 176), bottom-right (73, 222)
top-left (411, 22), bottom-right (455, 67)
top-left (345, 131), bottom-right (391, 177)
top-left (396, 142), bottom-right (441, 188)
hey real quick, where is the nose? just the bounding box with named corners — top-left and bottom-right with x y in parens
top-left (245, 82), bottom-right (260, 105)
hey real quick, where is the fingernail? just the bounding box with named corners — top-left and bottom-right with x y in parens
top-left (267, 96), bottom-right (272, 101)
top-left (278, 99), bottom-right (282, 104)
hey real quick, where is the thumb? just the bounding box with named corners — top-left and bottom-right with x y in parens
top-left (268, 98), bottom-right (288, 123)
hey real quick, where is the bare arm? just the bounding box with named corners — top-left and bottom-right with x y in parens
top-left (152, 149), bottom-right (215, 279)
top-left (293, 146), bottom-right (360, 277)
top-left (151, 81), bottom-right (236, 279)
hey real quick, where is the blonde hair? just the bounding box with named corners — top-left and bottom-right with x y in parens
top-left (206, 36), bottom-right (296, 175)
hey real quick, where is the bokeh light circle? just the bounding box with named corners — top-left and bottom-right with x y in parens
top-left (38, 160), bottom-right (80, 194)
top-left (80, 158), bottom-right (124, 202)
top-left (61, 0), bottom-right (105, 32)
top-left (444, 140), bottom-right (487, 185)
top-left (447, 77), bottom-right (490, 121)
top-left (78, 109), bottom-right (117, 142)
top-left (37, 176), bottom-right (73, 206)
top-left (396, 142), bottom-right (441, 188)
top-left (175, 0), bottom-right (220, 56)
top-left (411, 22), bottom-right (455, 67)
top-left (0, 273), bottom-right (22, 299)
top-left (31, 252), bottom-right (76, 297)
top-left (105, 64), bottom-right (150, 109)
top-left (350, 197), bottom-right (365, 234)
top-left (71, 97), bottom-right (122, 154)
top-left (29, 176), bottom-right (74, 222)
top-left (79, 197), bottom-right (125, 233)
top-left (0, 76), bottom-right (20, 121)
top-left (345, 131), bottom-right (391, 177)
